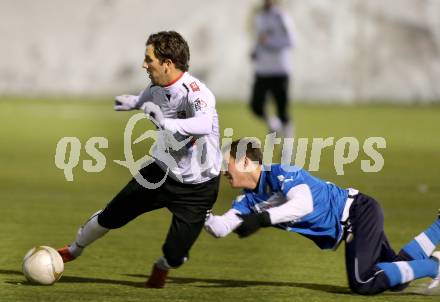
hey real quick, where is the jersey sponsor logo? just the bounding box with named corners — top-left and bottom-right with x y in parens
top-left (189, 81), bottom-right (200, 92)
top-left (194, 98), bottom-right (207, 111)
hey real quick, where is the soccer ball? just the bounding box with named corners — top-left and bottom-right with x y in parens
top-left (22, 246), bottom-right (64, 285)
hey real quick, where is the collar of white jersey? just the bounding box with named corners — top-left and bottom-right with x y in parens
top-left (162, 72), bottom-right (188, 92)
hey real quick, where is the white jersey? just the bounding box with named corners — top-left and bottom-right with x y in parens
top-left (254, 6), bottom-right (294, 76)
top-left (138, 72), bottom-right (221, 184)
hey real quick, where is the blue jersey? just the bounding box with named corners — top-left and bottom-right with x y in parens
top-left (232, 164), bottom-right (349, 249)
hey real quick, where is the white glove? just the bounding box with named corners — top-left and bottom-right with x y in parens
top-left (114, 95), bottom-right (140, 111)
top-left (204, 213), bottom-right (218, 237)
top-left (142, 102), bottom-right (165, 128)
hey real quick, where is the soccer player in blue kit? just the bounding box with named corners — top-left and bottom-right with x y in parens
top-left (205, 138), bottom-right (440, 295)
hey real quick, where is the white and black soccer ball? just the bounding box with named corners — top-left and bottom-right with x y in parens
top-left (22, 246), bottom-right (64, 285)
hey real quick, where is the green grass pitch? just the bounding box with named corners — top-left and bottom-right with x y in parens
top-left (0, 97), bottom-right (439, 301)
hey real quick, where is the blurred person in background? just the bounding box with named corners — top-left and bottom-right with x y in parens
top-left (250, 0), bottom-right (295, 138)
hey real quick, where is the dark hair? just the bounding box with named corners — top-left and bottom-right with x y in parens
top-left (229, 138), bottom-right (263, 164)
top-left (146, 31), bottom-right (190, 71)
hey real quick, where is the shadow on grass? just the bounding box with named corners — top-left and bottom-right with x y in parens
top-left (1, 269), bottom-right (434, 296)
top-left (126, 273), bottom-right (351, 294)
top-left (1, 269), bottom-right (144, 288)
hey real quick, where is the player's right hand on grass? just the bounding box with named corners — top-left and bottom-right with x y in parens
top-left (114, 95), bottom-right (140, 111)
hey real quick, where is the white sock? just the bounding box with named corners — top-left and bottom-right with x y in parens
top-left (282, 122), bottom-right (295, 139)
top-left (155, 256), bottom-right (188, 270)
top-left (68, 212), bottom-right (109, 257)
top-left (267, 116), bottom-right (282, 134)
top-left (155, 256), bottom-right (172, 271)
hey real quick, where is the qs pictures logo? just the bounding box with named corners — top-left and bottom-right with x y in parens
top-left (54, 113), bottom-right (191, 189)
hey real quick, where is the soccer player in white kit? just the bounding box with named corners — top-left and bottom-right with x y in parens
top-left (57, 31), bottom-right (222, 288)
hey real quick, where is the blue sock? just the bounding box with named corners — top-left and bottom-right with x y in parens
top-left (425, 218), bottom-right (440, 245)
top-left (377, 259), bottom-right (438, 287)
top-left (402, 219), bottom-right (440, 260)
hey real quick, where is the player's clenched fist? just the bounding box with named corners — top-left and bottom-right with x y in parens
top-left (114, 95), bottom-right (140, 111)
top-left (234, 212), bottom-right (272, 238)
top-left (142, 102), bottom-right (165, 127)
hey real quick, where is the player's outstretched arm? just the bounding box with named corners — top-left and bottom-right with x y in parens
top-left (266, 184), bottom-right (313, 224)
top-left (204, 209), bottom-right (242, 238)
top-left (114, 87), bottom-right (153, 111)
top-left (114, 95), bottom-right (140, 111)
top-left (235, 184), bottom-right (314, 238)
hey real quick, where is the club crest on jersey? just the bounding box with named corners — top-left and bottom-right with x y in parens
top-left (189, 81), bottom-right (200, 92)
top-left (194, 98), bottom-right (207, 111)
